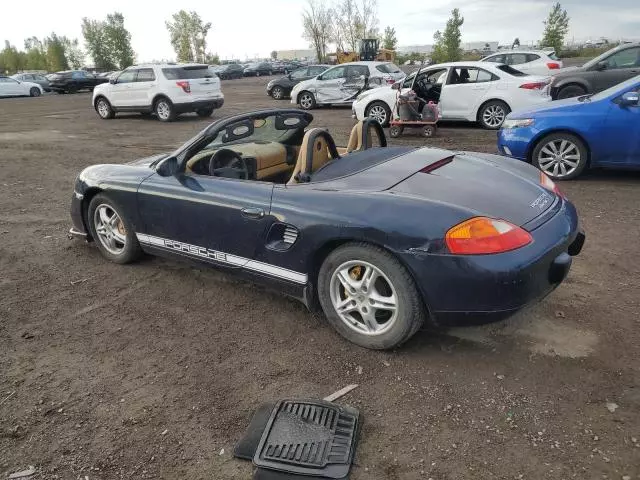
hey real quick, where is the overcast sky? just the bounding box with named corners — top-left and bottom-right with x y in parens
top-left (1, 0), bottom-right (639, 61)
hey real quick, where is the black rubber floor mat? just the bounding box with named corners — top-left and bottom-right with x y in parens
top-left (253, 400), bottom-right (360, 479)
top-left (234, 402), bottom-right (277, 460)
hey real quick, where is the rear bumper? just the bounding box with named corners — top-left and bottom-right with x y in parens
top-left (401, 198), bottom-right (584, 326)
top-left (173, 97), bottom-right (224, 113)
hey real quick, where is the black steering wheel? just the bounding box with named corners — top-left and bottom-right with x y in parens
top-left (209, 149), bottom-right (249, 180)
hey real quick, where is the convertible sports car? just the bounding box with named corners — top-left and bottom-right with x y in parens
top-left (69, 109), bottom-right (585, 350)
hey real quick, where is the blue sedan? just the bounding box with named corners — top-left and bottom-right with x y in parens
top-left (498, 76), bottom-right (640, 180)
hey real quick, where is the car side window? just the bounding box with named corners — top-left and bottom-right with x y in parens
top-left (290, 68), bottom-right (308, 79)
top-left (320, 66), bottom-right (347, 80)
top-left (448, 67), bottom-right (494, 84)
top-left (486, 54), bottom-right (504, 63)
top-left (604, 47), bottom-right (640, 69)
top-left (507, 54), bottom-right (529, 65)
top-left (402, 73), bottom-right (415, 89)
top-left (309, 66), bottom-right (326, 76)
top-left (348, 65), bottom-right (369, 78)
top-left (116, 70), bottom-right (137, 84)
top-left (526, 54), bottom-right (541, 62)
top-left (136, 68), bottom-right (156, 82)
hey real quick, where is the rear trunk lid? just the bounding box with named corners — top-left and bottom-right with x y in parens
top-left (161, 65), bottom-right (221, 96)
top-left (314, 148), bottom-right (555, 227)
top-left (391, 150), bottom-right (556, 226)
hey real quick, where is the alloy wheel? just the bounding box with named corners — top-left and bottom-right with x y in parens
top-left (156, 101), bottom-right (171, 121)
top-left (97, 100), bottom-right (110, 118)
top-left (299, 93), bottom-right (313, 109)
top-left (329, 260), bottom-right (398, 336)
top-left (482, 105), bottom-right (506, 128)
top-left (93, 204), bottom-right (127, 255)
top-left (537, 139), bottom-right (581, 178)
top-left (272, 87), bottom-right (284, 100)
top-left (368, 104), bottom-right (387, 125)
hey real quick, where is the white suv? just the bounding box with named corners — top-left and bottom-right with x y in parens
top-left (92, 63), bottom-right (224, 122)
top-left (481, 50), bottom-right (563, 76)
top-left (290, 61), bottom-right (404, 110)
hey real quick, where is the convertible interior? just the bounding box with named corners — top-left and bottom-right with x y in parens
top-left (184, 112), bottom-right (388, 185)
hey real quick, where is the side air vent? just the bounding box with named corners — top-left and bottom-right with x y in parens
top-left (266, 223), bottom-right (300, 251)
top-left (283, 226), bottom-right (298, 245)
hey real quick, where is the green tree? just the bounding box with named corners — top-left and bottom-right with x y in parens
top-left (430, 9), bottom-right (464, 63)
top-left (270, 50), bottom-right (278, 60)
top-left (512, 37), bottom-right (520, 49)
top-left (541, 2), bottom-right (569, 54)
top-left (431, 31), bottom-right (447, 64)
top-left (205, 52), bottom-right (220, 64)
top-left (104, 13), bottom-right (135, 68)
top-left (62, 37), bottom-right (84, 69)
top-left (44, 33), bottom-right (69, 72)
top-left (82, 18), bottom-right (115, 69)
top-left (166, 10), bottom-right (211, 62)
top-left (82, 12), bottom-right (134, 69)
top-left (24, 37), bottom-right (47, 71)
top-left (382, 26), bottom-right (397, 50)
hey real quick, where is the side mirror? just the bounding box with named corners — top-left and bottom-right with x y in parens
top-left (595, 61), bottom-right (607, 71)
top-left (620, 91), bottom-right (640, 107)
top-left (156, 157), bottom-right (178, 177)
top-left (109, 78), bottom-right (116, 84)
top-left (391, 82), bottom-right (401, 90)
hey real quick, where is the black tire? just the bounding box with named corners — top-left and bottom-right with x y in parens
top-left (271, 86), bottom-right (285, 100)
top-left (154, 97), bottom-right (175, 122)
top-left (557, 84), bottom-right (587, 100)
top-left (317, 243), bottom-right (426, 350)
top-left (67, 84), bottom-right (77, 94)
top-left (531, 132), bottom-right (589, 180)
top-left (423, 125), bottom-right (435, 137)
top-left (95, 97), bottom-right (115, 119)
top-left (196, 108), bottom-right (214, 117)
top-left (389, 125), bottom-right (402, 138)
top-left (298, 91), bottom-right (316, 110)
top-left (29, 87), bottom-right (41, 97)
top-left (478, 100), bottom-right (510, 130)
top-left (86, 193), bottom-right (142, 264)
top-left (365, 101), bottom-right (392, 127)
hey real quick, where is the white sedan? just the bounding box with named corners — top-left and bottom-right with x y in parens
top-left (481, 50), bottom-right (563, 76)
top-left (0, 75), bottom-right (44, 97)
top-left (352, 61), bottom-right (552, 129)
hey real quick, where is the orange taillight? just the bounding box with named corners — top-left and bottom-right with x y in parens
top-left (445, 217), bottom-right (533, 255)
top-left (540, 171), bottom-right (564, 197)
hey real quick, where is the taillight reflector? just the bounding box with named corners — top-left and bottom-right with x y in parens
top-left (519, 82), bottom-right (548, 90)
top-left (547, 62), bottom-right (560, 69)
top-left (445, 217), bottom-right (533, 255)
top-left (176, 80), bottom-right (191, 93)
top-left (540, 171), bottom-right (564, 197)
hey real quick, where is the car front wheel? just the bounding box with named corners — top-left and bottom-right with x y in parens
top-left (532, 133), bottom-right (588, 180)
top-left (29, 87), bottom-right (41, 97)
top-left (298, 91), bottom-right (316, 110)
top-left (271, 86), bottom-right (285, 100)
top-left (365, 101), bottom-right (391, 127)
top-left (95, 98), bottom-right (115, 119)
top-left (479, 100), bottom-right (510, 129)
top-left (87, 193), bottom-right (142, 264)
top-left (155, 98), bottom-right (175, 122)
top-left (317, 243), bottom-right (426, 350)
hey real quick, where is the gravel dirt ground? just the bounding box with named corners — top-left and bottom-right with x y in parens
top-left (1, 76), bottom-right (639, 480)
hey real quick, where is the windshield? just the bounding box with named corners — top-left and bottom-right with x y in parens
top-left (583, 46), bottom-right (618, 69)
top-left (376, 63), bottom-right (401, 74)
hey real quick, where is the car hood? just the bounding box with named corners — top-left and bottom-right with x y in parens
top-left (311, 148), bottom-right (555, 227)
top-left (20, 81), bottom-right (41, 89)
top-left (126, 153), bottom-right (168, 168)
top-left (509, 96), bottom-right (588, 118)
top-left (292, 79), bottom-right (314, 92)
top-left (553, 65), bottom-right (584, 76)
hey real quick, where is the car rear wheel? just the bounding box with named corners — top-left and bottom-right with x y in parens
top-left (365, 101), bottom-right (391, 127)
top-left (298, 91), bottom-right (316, 110)
top-left (95, 98), bottom-right (115, 119)
top-left (155, 98), bottom-right (175, 122)
top-left (479, 100), bottom-right (510, 129)
top-left (532, 133), bottom-right (588, 180)
top-left (87, 193), bottom-right (142, 264)
top-left (196, 108), bottom-right (214, 117)
top-left (271, 86), bottom-right (285, 100)
top-left (29, 87), bottom-right (41, 97)
top-left (318, 243), bottom-right (426, 350)
top-left (557, 85), bottom-right (586, 100)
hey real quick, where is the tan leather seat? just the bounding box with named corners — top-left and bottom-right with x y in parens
top-left (344, 119), bottom-right (387, 154)
top-left (287, 128), bottom-right (340, 185)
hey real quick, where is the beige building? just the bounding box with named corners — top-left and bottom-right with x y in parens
top-left (276, 49), bottom-right (316, 61)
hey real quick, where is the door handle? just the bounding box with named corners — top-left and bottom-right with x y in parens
top-left (241, 207), bottom-right (265, 219)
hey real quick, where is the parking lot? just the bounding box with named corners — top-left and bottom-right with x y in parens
top-left (1, 76), bottom-right (639, 479)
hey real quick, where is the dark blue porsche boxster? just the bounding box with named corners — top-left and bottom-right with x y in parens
top-left (70, 109), bottom-right (585, 350)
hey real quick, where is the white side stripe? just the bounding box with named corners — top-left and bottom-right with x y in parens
top-left (135, 233), bottom-right (308, 284)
